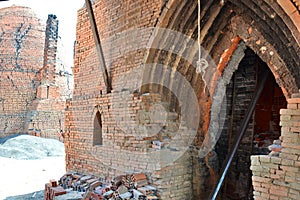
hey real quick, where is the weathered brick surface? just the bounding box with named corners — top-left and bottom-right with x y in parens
top-left (64, 0), bottom-right (196, 198)
top-left (277, 0), bottom-right (300, 32)
top-left (0, 6), bottom-right (45, 136)
top-left (0, 6), bottom-right (72, 139)
top-left (251, 92), bottom-right (300, 200)
top-left (65, 0), bottom-right (300, 199)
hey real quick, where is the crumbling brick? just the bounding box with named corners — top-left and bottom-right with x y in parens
top-left (251, 91), bottom-right (300, 199)
top-left (0, 6), bottom-right (72, 140)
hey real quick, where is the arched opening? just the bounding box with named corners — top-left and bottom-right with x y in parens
top-left (131, 0), bottom-right (298, 198)
top-left (93, 111), bottom-right (103, 146)
top-left (214, 48), bottom-right (287, 199)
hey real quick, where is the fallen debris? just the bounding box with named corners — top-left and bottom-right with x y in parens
top-left (268, 139), bottom-right (282, 156)
top-left (45, 172), bottom-right (159, 200)
top-left (44, 183), bottom-right (66, 200)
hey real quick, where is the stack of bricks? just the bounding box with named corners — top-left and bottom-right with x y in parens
top-left (250, 91), bottom-right (300, 200)
top-left (44, 181), bottom-right (66, 200)
top-left (150, 149), bottom-right (193, 199)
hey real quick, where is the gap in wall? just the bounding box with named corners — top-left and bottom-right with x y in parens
top-left (215, 48), bottom-right (287, 200)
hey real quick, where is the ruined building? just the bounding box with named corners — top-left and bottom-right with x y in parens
top-left (0, 6), bottom-right (73, 139)
top-left (64, 0), bottom-right (300, 199)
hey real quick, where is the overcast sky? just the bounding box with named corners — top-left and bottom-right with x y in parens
top-left (0, 0), bottom-right (84, 66)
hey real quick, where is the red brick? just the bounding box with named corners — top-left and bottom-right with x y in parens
top-left (270, 187), bottom-right (288, 197)
top-left (287, 103), bottom-right (298, 109)
top-left (287, 98), bottom-right (300, 104)
top-left (0, 6), bottom-right (69, 140)
top-left (280, 109), bottom-right (300, 115)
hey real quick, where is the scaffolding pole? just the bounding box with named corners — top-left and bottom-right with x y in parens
top-left (85, 0), bottom-right (111, 93)
top-left (210, 68), bottom-right (269, 200)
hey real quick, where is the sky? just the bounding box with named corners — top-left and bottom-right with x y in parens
top-left (0, 0), bottom-right (84, 66)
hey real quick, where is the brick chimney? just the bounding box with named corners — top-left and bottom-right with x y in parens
top-left (38, 14), bottom-right (59, 99)
top-left (44, 14), bottom-right (59, 81)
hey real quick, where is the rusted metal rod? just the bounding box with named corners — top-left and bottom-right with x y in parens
top-left (85, 0), bottom-right (111, 93)
top-left (210, 68), bottom-right (269, 200)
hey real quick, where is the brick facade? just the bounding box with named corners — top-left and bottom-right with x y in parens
top-left (65, 0), bottom-right (196, 198)
top-left (65, 0), bottom-right (299, 199)
top-left (0, 6), bottom-right (72, 139)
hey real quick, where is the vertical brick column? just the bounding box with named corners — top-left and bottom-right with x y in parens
top-left (27, 14), bottom-right (68, 139)
top-left (250, 91), bottom-right (300, 200)
top-left (43, 14), bottom-right (59, 84)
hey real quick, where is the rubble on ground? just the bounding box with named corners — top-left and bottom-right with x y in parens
top-left (268, 139), bottom-right (282, 156)
top-left (45, 172), bottom-right (159, 200)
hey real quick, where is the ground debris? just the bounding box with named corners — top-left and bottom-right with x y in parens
top-left (45, 172), bottom-right (159, 200)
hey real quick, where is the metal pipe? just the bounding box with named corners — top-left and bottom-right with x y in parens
top-left (224, 72), bottom-right (237, 194)
top-left (210, 68), bottom-right (269, 200)
top-left (85, 0), bottom-right (111, 93)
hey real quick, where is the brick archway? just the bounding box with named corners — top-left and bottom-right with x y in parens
top-left (65, 0), bottom-right (299, 199)
top-left (92, 106), bottom-right (103, 146)
top-left (142, 0), bottom-right (300, 198)
top-left (143, 0), bottom-right (300, 141)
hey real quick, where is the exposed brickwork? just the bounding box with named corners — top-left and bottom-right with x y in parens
top-left (251, 92), bottom-right (300, 200)
top-left (65, 0), bottom-right (197, 198)
top-left (30, 14), bottom-right (68, 139)
top-left (0, 6), bottom-right (45, 136)
top-left (65, 0), bottom-right (300, 199)
top-left (277, 0), bottom-right (300, 33)
top-left (0, 6), bottom-right (72, 139)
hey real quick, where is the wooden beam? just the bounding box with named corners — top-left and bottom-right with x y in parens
top-left (85, 0), bottom-right (111, 93)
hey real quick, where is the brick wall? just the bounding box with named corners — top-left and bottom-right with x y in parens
top-left (0, 6), bottom-right (72, 139)
top-left (64, 0), bottom-right (197, 198)
top-left (0, 6), bottom-right (45, 136)
top-left (251, 93), bottom-right (300, 200)
top-left (65, 91), bottom-right (194, 198)
top-left (65, 0), bottom-right (300, 199)
top-left (29, 14), bottom-right (68, 139)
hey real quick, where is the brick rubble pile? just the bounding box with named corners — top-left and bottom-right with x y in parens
top-left (45, 172), bottom-right (159, 200)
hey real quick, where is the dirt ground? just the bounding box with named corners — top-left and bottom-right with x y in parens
top-left (0, 135), bottom-right (66, 200)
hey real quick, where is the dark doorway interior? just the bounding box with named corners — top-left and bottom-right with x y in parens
top-left (93, 111), bottom-right (103, 146)
top-left (215, 48), bottom-right (287, 199)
